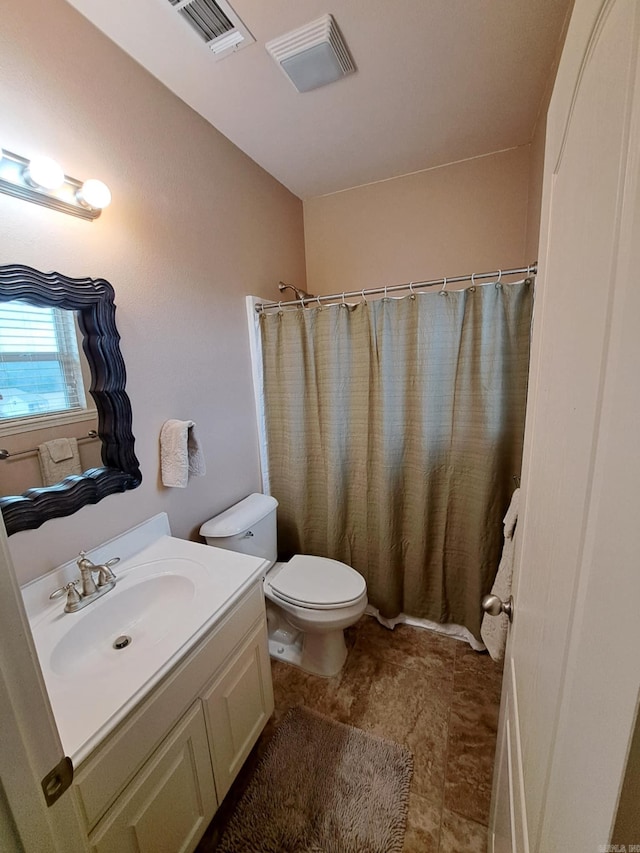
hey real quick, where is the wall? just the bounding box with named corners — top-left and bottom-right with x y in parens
top-left (303, 146), bottom-right (531, 296)
top-left (1, 419), bottom-right (101, 498)
top-left (612, 704), bottom-right (640, 845)
top-left (525, 111), bottom-right (547, 262)
top-left (525, 0), bottom-right (573, 262)
top-left (0, 0), bottom-right (306, 584)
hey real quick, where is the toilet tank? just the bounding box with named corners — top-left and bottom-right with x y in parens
top-left (199, 493), bottom-right (278, 565)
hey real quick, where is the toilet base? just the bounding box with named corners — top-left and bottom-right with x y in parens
top-left (265, 603), bottom-right (350, 677)
top-left (268, 627), bottom-right (304, 668)
top-left (299, 629), bottom-right (348, 677)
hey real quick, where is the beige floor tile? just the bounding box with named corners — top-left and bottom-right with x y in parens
top-left (343, 655), bottom-right (451, 804)
top-left (444, 645), bottom-right (501, 825)
top-left (402, 792), bottom-right (442, 852)
top-left (196, 616), bottom-right (502, 852)
top-left (439, 808), bottom-right (488, 853)
top-left (443, 714), bottom-right (496, 825)
top-left (454, 643), bottom-right (503, 704)
top-left (353, 615), bottom-right (458, 684)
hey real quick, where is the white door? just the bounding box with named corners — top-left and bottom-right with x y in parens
top-left (489, 0), bottom-right (640, 850)
top-left (0, 517), bottom-right (88, 852)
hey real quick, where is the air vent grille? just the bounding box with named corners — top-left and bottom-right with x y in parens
top-left (167, 0), bottom-right (254, 60)
top-left (179, 0), bottom-right (233, 42)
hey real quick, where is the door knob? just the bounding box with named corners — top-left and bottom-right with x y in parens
top-left (482, 593), bottom-right (513, 622)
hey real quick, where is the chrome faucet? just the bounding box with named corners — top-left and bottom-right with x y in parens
top-left (50, 552), bottom-right (120, 613)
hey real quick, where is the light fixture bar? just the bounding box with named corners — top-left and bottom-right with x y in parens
top-left (0, 149), bottom-right (106, 221)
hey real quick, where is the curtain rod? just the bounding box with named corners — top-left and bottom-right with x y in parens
top-left (256, 263), bottom-right (537, 312)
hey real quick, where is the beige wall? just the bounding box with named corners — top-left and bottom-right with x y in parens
top-left (525, 1), bottom-right (573, 262)
top-left (1, 0), bottom-right (306, 584)
top-left (612, 704), bottom-right (640, 845)
top-left (525, 111), bottom-right (547, 262)
top-left (303, 146), bottom-right (532, 296)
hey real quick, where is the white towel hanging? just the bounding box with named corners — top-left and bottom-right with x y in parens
top-left (480, 488), bottom-right (520, 661)
top-left (38, 438), bottom-right (82, 486)
top-left (160, 419), bottom-right (206, 488)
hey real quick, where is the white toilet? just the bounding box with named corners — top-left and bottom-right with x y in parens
top-left (199, 493), bottom-right (367, 677)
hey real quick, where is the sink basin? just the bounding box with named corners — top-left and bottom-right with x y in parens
top-left (26, 526), bottom-right (269, 763)
top-left (49, 567), bottom-right (197, 678)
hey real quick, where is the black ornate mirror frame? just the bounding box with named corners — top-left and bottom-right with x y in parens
top-left (0, 264), bottom-right (141, 535)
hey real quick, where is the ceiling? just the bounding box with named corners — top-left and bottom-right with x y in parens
top-left (64, 0), bottom-right (572, 200)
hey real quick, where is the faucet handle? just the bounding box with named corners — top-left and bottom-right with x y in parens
top-left (50, 581), bottom-right (81, 609)
top-left (96, 556), bottom-right (120, 587)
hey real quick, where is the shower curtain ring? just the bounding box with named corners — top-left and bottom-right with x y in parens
top-left (316, 294), bottom-right (323, 310)
top-left (495, 269), bottom-right (503, 288)
top-left (440, 277), bottom-right (448, 295)
top-left (408, 281), bottom-right (416, 299)
top-left (469, 272), bottom-right (476, 293)
top-left (361, 289), bottom-right (368, 303)
top-left (278, 300), bottom-right (284, 315)
top-left (341, 292), bottom-right (347, 307)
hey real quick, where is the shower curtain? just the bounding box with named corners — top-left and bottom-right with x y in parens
top-left (260, 279), bottom-right (533, 642)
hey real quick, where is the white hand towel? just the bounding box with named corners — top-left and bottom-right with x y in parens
top-left (38, 438), bottom-right (82, 486)
top-left (481, 488), bottom-right (520, 662)
top-left (160, 419), bottom-right (206, 488)
top-left (45, 437), bottom-right (75, 463)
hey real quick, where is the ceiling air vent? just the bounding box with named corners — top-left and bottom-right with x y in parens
top-left (168, 0), bottom-right (255, 60)
top-left (266, 14), bottom-right (355, 93)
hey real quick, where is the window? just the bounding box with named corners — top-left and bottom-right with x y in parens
top-left (0, 301), bottom-right (88, 427)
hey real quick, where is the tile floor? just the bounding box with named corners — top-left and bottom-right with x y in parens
top-left (197, 615), bottom-right (503, 853)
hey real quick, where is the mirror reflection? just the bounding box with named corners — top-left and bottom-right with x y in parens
top-left (0, 263), bottom-right (141, 536)
top-left (0, 304), bottom-right (100, 497)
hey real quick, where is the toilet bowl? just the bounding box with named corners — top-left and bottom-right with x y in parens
top-left (264, 556), bottom-right (367, 675)
top-left (199, 494), bottom-right (367, 677)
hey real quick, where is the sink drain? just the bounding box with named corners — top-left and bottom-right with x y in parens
top-left (113, 635), bottom-right (132, 650)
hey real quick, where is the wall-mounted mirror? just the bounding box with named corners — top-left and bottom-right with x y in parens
top-left (0, 264), bottom-right (141, 535)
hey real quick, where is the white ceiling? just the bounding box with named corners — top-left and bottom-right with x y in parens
top-left (64, 0), bottom-right (572, 199)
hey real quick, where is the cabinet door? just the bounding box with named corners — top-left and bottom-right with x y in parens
top-left (89, 703), bottom-right (216, 853)
top-left (203, 619), bottom-right (274, 802)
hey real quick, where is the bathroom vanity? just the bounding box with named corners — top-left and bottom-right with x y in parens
top-left (21, 514), bottom-right (274, 852)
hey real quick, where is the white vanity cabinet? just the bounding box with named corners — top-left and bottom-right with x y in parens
top-left (204, 618), bottom-right (273, 802)
top-left (73, 581), bottom-right (274, 853)
top-left (87, 702), bottom-right (215, 853)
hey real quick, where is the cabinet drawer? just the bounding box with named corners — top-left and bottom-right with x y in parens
top-left (88, 702), bottom-right (216, 853)
top-left (74, 582), bottom-right (264, 829)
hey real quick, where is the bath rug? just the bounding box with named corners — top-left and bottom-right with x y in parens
top-left (216, 705), bottom-right (413, 853)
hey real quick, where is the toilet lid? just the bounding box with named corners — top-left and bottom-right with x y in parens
top-left (268, 555), bottom-right (366, 608)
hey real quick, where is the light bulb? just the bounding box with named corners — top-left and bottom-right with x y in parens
top-left (77, 179), bottom-right (111, 210)
top-left (24, 156), bottom-right (65, 190)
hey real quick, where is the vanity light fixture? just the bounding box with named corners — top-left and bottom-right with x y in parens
top-left (23, 156), bottom-right (65, 191)
top-left (0, 147), bottom-right (111, 221)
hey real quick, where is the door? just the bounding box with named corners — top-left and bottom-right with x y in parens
top-left (489, 0), bottom-right (640, 850)
top-left (0, 516), bottom-right (88, 852)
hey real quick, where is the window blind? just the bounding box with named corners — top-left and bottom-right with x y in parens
top-left (0, 301), bottom-right (87, 421)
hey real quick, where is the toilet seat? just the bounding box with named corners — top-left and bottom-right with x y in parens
top-left (268, 554), bottom-right (366, 610)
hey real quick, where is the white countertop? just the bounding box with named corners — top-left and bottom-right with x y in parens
top-left (22, 515), bottom-right (268, 764)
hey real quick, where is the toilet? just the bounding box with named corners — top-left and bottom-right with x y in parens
top-left (199, 493), bottom-right (367, 677)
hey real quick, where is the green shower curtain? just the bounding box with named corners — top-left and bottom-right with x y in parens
top-left (260, 279), bottom-right (533, 641)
